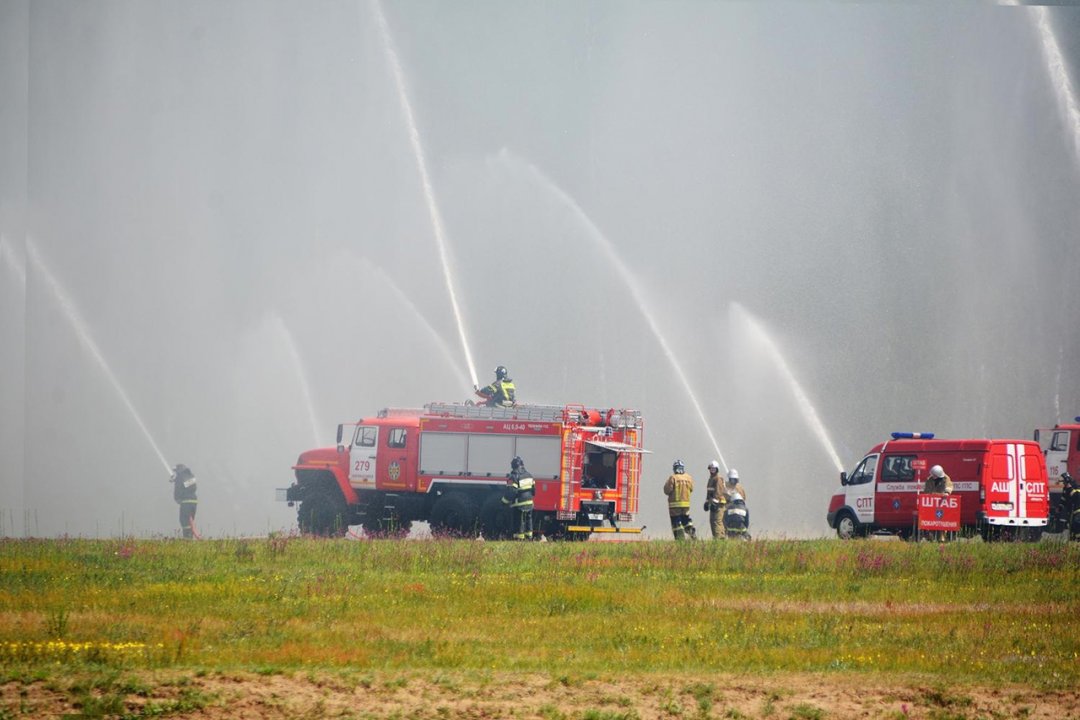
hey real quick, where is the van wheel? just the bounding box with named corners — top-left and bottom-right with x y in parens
top-left (298, 489), bottom-right (349, 537)
top-left (430, 493), bottom-right (480, 537)
top-left (835, 511), bottom-right (861, 540)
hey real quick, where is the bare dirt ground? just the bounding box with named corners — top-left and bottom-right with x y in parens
top-left (4, 671), bottom-right (1078, 719)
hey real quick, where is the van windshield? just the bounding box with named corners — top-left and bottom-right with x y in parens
top-left (849, 455), bottom-right (877, 485)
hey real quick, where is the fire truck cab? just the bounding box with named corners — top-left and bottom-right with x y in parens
top-left (1034, 417), bottom-right (1080, 533)
top-left (827, 433), bottom-right (1049, 541)
top-left (283, 402), bottom-right (648, 539)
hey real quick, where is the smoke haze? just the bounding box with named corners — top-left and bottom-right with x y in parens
top-left (1, 1), bottom-right (1079, 538)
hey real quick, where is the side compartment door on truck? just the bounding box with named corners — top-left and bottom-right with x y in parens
top-left (845, 454), bottom-right (878, 525)
top-left (378, 426), bottom-right (415, 492)
top-left (349, 425), bottom-right (378, 488)
top-left (876, 454), bottom-right (918, 528)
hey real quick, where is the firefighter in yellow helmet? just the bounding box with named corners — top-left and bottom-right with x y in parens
top-left (664, 459), bottom-right (695, 540)
top-left (475, 366), bottom-right (517, 407)
top-left (704, 460), bottom-right (727, 539)
top-left (503, 455), bottom-right (535, 540)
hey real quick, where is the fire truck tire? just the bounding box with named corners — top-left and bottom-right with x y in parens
top-left (834, 511), bottom-right (862, 540)
top-left (430, 493), bottom-right (480, 536)
top-left (480, 493), bottom-right (514, 540)
top-left (298, 490), bottom-right (349, 537)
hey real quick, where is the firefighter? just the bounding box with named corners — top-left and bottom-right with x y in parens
top-left (921, 464), bottom-right (952, 542)
top-left (704, 460), bottom-right (727, 539)
top-left (923, 465), bottom-right (953, 495)
top-left (724, 468), bottom-right (747, 504)
top-left (723, 492), bottom-right (751, 539)
top-left (169, 463), bottom-right (198, 539)
top-left (503, 455), bottom-right (535, 540)
top-left (475, 366), bottom-right (517, 407)
top-left (664, 459), bottom-right (695, 540)
top-left (1062, 472), bottom-right (1080, 541)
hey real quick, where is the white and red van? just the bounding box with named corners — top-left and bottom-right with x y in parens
top-left (827, 433), bottom-right (1049, 541)
top-left (1034, 417), bottom-right (1080, 533)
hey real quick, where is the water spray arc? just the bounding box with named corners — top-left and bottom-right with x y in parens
top-left (267, 313), bottom-right (323, 447)
top-left (496, 149), bottom-right (729, 472)
top-left (1031, 6), bottom-right (1080, 167)
top-left (371, 0), bottom-right (479, 389)
top-left (367, 261), bottom-right (472, 390)
top-left (0, 235), bottom-right (27, 288)
top-left (731, 303), bottom-right (844, 473)
top-left (26, 239), bottom-right (172, 473)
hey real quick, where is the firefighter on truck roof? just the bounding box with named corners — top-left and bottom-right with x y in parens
top-left (475, 365), bottom-right (516, 407)
top-left (704, 460), bottom-right (727, 539)
top-left (664, 459), bottom-right (696, 540)
top-left (503, 455), bottom-right (535, 540)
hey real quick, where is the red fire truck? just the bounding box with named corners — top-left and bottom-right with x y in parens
top-left (1034, 417), bottom-right (1080, 533)
top-left (827, 433), bottom-right (1049, 541)
top-left (282, 402), bottom-right (648, 538)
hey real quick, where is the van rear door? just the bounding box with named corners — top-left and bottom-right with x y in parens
top-left (985, 442), bottom-right (1049, 526)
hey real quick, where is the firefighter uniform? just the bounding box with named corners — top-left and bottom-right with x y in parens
top-left (476, 366), bottom-right (517, 407)
top-left (664, 461), bottom-right (695, 540)
top-left (171, 464), bottom-right (198, 539)
top-left (921, 465), bottom-right (952, 542)
top-left (922, 474), bottom-right (953, 496)
top-left (705, 465), bottom-right (726, 539)
top-left (723, 495), bottom-right (750, 539)
top-left (503, 457), bottom-right (534, 540)
top-left (1064, 474), bottom-right (1080, 541)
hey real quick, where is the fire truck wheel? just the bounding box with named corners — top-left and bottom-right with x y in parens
top-left (430, 493), bottom-right (480, 537)
top-left (298, 490), bottom-right (349, 537)
top-left (834, 511), bottom-right (861, 540)
top-left (480, 493), bottom-right (514, 540)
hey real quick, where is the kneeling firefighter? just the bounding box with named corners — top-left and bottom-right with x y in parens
top-left (723, 492), bottom-right (750, 540)
top-left (503, 456), bottom-right (535, 540)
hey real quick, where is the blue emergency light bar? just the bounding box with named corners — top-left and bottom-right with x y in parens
top-left (1075, 417), bottom-right (1080, 423)
top-left (891, 432), bottom-right (934, 440)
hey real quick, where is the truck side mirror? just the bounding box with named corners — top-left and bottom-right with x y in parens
top-left (840, 471), bottom-right (848, 486)
top-left (336, 424), bottom-right (345, 453)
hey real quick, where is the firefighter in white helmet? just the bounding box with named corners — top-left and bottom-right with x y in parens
top-left (723, 491), bottom-right (751, 540)
top-left (724, 468), bottom-right (747, 504)
top-left (921, 465), bottom-right (953, 542)
top-left (922, 465), bottom-right (953, 496)
top-left (664, 459), bottom-right (696, 540)
top-left (704, 460), bottom-right (727, 539)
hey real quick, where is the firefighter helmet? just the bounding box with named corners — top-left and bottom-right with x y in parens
top-left (511, 456), bottom-right (524, 470)
top-left (495, 365), bottom-right (509, 380)
top-left (727, 468), bottom-right (739, 481)
top-left (673, 459), bottom-right (685, 473)
top-left (930, 465), bottom-right (945, 479)
top-left (708, 460), bottom-right (721, 472)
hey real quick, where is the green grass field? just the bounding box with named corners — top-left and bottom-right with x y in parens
top-left (1, 537), bottom-right (1077, 718)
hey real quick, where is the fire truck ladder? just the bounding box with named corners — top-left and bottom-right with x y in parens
top-left (425, 402), bottom-right (568, 423)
